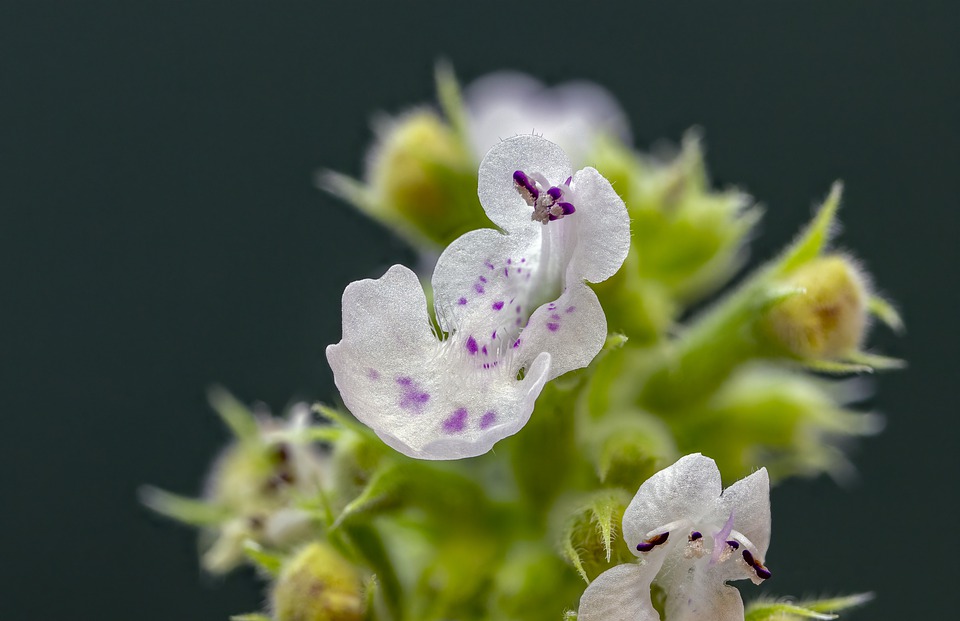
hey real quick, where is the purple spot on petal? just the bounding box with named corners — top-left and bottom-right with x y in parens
top-left (479, 276), bottom-right (487, 283)
top-left (551, 313), bottom-right (561, 320)
top-left (367, 369), bottom-right (380, 380)
top-left (458, 297), bottom-right (467, 305)
top-left (515, 317), bottom-right (522, 325)
top-left (566, 306), bottom-right (576, 313)
top-left (547, 322), bottom-right (560, 332)
top-left (492, 301), bottom-right (504, 311)
top-left (442, 408), bottom-right (468, 433)
top-left (504, 267), bottom-right (509, 277)
top-left (512, 338), bottom-right (521, 348)
top-left (482, 345), bottom-right (488, 355)
top-left (516, 267), bottom-right (522, 273)
top-left (484, 260), bottom-right (495, 270)
top-left (474, 283), bottom-right (485, 294)
top-left (491, 330), bottom-right (497, 339)
top-left (466, 336), bottom-right (479, 355)
top-left (516, 305), bottom-right (522, 313)
top-left (396, 377), bottom-right (430, 412)
top-left (480, 411), bottom-right (497, 429)
top-left (507, 258), bottom-right (512, 265)
top-left (521, 257), bottom-right (526, 263)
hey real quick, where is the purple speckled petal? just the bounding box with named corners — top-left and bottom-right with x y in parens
top-left (577, 562), bottom-right (662, 621)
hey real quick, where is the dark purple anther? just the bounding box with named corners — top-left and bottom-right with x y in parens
top-left (559, 202), bottom-right (576, 215)
top-left (636, 532), bottom-right (669, 552)
top-left (726, 540), bottom-right (740, 550)
top-left (742, 549), bottom-right (771, 580)
top-left (547, 186), bottom-right (563, 200)
top-left (689, 531), bottom-right (702, 541)
top-left (514, 170), bottom-right (539, 206)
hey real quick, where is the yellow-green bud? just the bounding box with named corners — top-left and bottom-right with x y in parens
top-left (761, 255), bottom-right (868, 359)
top-left (271, 543), bottom-right (364, 621)
top-left (368, 111), bottom-right (483, 246)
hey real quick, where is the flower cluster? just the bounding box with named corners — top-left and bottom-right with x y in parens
top-left (145, 68), bottom-right (898, 621)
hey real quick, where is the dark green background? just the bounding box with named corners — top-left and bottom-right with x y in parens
top-left (2, 1), bottom-right (957, 619)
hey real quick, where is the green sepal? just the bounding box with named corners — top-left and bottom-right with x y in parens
top-left (138, 486), bottom-right (228, 526)
top-left (745, 593), bottom-right (873, 620)
top-left (553, 488), bottom-right (633, 583)
top-left (868, 295), bottom-right (904, 332)
top-left (843, 351), bottom-right (907, 371)
top-left (208, 385), bottom-right (261, 447)
top-left (775, 181), bottom-right (842, 277)
top-left (230, 614), bottom-right (272, 621)
top-left (243, 540), bottom-right (284, 577)
top-left (435, 60), bottom-right (470, 146)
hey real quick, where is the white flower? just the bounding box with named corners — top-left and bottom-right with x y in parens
top-left (326, 135), bottom-right (630, 459)
top-left (578, 454), bottom-right (772, 621)
top-left (464, 72), bottom-right (632, 165)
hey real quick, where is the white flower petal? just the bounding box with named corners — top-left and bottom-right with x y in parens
top-left (431, 227), bottom-right (542, 348)
top-left (569, 167), bottom-right (632, 283)
top-left (622, 454), bottom-right (722, 552)
top-left (327, 265), bottom-right (552, 459)
top-left (577, 563), bottom-right (661, 621)
top-left (516, 283), bottom-right (607, 380)
top-left (477, 134), bottom-right (572, 232)
top-left (662, 571), bottom-right (745, 621)
top-left (716, 468), bottom-right (771, 556)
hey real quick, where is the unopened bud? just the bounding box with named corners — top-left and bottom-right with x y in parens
top-left (761, 255), bottom-right (869, 360)
top-left (368, 111), bottom-right (483, 245)
top-left (271, 542), bottom-right (364, 621)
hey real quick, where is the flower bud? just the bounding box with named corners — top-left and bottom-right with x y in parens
top-left (271, 543), bottom-right (364, 621)
top-left (761, 255), bottom-right (869, 360)
top-left (367, 110), bottom-right (486, 246)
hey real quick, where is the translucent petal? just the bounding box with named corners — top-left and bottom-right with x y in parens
top-left (477, 134), bottom-right (572, 232)
top-left (662, 569), bottom-right (745, 621)
top-left (432, 226), bottom-right (542, 347)
top-left (515, 282), bottom-right (607, 380)
top-left (622, 454), bottom-right (722, 552)
top-left (577, 562), bottom-right (661, 621)
top-left (327, 265), bottom-right (552, 459)
top-left (568, 167), bottom-right (632, 283)
top-left (716, 467), bottom-right (771, 556)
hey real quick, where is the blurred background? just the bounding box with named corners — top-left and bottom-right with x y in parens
top-left (2, 1), bottom-right (957, 619)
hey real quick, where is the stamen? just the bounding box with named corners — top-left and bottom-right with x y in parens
top-left (513, 170), bottom-right (539, 206)
top-left (741, 549), bottom-right (772, 580)
top-left (636, 531), bottom-right (669, 552)
top-left (726, 540), bottom-right (740, 550)
top-left (689, 531), bottom-right (702, 541)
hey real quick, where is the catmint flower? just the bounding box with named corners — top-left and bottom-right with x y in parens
top-left (271, 542), bottom-right (364, 621)
top-left (327, 134), bottom-right (630, 460)
top-left (464, 71), bottom-right (632, 165)
top-left (578, 454), bottom-right (771, 621)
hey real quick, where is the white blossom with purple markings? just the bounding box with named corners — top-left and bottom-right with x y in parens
top-left (326, 134), bottom-right (630, 459)
top-left (578, 454), bottom-right (772, 621)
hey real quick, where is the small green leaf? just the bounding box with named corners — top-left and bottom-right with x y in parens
top-left (138, 486), bottom-right (228, 526)
top-left (799, 593), bottom-right (875, 613)
top-left (208, 386), bottom-right (260, 445)
top-left (777, 181), bottom-right (843, 276)
top-left (844, 351), bottom-right (907, 371)
top-left (434, 60), bottom-right (470, 145)
top-left (799, 359), bottom-right (873, 375)
top-left (243, 540), bottom-right (284, 577)
top-left (745, 601), bottom-right (837, 620)
top-left (868, 296), bottom-right (904, 333)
